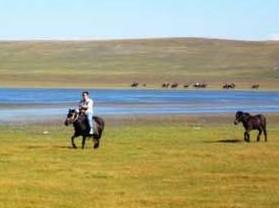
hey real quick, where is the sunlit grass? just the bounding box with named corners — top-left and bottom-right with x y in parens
top-left (0, 118), bottom-right (279, 208)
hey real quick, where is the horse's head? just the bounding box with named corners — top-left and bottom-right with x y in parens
top-left (64, 109), bottom-right (79, 126)
top-left (234, 111), bottom-right (250, 125)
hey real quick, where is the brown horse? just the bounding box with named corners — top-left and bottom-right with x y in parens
top-left (171, 83), bottom-right (179, 88)
top-left (193, 82), bottom-right (207, 88)
top-left (223, 83), bottom-right (236, 89)
top-left (64, 109), bottom-right (105, 149)
top-left (130, 82), bottom-right (139, 87)
top-left (234, 111), bottom-right (267, 142)
top-left (162, 82), bottom-right (170, 88)
top-left (252, 84), bottom-right (260, 89)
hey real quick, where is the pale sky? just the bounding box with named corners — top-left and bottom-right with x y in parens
top-left (0, 0), bottom-right (278, 40)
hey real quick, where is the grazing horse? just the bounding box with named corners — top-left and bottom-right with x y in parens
top-left (171, 83), bottom-right (178, 88)
top-left (64, 109), bottom-right (105, 149)
top-left (162, 82), bottom-right (170, 88)
top-left (252, 84), bottom-right (260, 89)
top-left (223, 83), bottom-right (236, 89)
top-left (234, 111), bottom-right (267, 142)
top-left (131, 82), bottom-right (139, 87)
top-left (193, 82), bottom-right (207, 88)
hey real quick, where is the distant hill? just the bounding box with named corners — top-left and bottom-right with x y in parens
top-left (0, 38), bottom-right (278, 88)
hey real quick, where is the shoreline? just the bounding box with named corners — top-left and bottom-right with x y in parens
top-left (1, 88), bottom-right (279, 125)
top-left (0, 85), bottom-right (279, 92)
top-left (2, 113), bottom-right (279, 127)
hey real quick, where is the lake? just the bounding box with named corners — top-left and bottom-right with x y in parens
top-left (0, 88), bottom-right (279, 122)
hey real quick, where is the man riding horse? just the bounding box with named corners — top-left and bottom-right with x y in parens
top-left (64, 91), bottom-right (105, 149)
top-left (79, 91), bottom-right (95, 135)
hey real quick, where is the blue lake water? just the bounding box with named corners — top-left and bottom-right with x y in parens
top-left (0, 88), bottom-right (279, 122)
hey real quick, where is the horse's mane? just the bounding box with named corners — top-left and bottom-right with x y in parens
top-left (243, 112), bottom-right (250, 117)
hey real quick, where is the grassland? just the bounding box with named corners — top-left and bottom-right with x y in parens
top-left (0, 115), bottom-right (279, 208)
top-left (0, 38), bottom-right (279, 89)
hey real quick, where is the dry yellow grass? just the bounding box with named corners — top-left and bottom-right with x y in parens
top-left (0, 115), bottom-right (279, 207)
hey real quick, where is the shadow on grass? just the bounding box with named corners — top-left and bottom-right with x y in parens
top-left (25, 145), bottom-right (47, 149)
top-left (204, 139), bottom-right (243, 143)
top-left (54, 145), bottom-right (99, 150)
top-left (53, 145), bottom-right (73, 149)
top-left (26, 145), bottom-right (73, 149)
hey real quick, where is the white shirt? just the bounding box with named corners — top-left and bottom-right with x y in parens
top-left (79, 98), bottom-right (94, 114)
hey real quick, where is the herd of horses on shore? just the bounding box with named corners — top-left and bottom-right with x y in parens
top-left (130, 82), bottom-right (260, 89)
top-left (64, 109), bottom-right (267, 149)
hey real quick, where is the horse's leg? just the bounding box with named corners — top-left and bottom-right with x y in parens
top-left (257, 129), bottom-right (262, 142)
top-left (93, 124), bottom-right (102, 149)
top-left (82, 136), bottom-right (86, 149)
top-left (243, 132), bottom-right (247, 142)
top-left (246, 132), bottom-right (250, 142)
top-left (93, 138), bottom-right (99, 149)
top-left (263, 127), bottom-right (267, 142)
top-left (93, 133), bottom-right (100, 149)
top-left (71, 135), bottom-right (77, 149)
top-left (244, 131), bottom-right (250, 142)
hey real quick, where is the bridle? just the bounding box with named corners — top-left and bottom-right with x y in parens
top-left (66, 110), bottom-right (79, 125)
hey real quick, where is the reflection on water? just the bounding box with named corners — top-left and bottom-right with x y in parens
top-left (0, 88), bottom-right (279, 122)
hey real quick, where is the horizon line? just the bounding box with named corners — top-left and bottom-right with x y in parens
top-left (0, 36), bottom-right (278, 43)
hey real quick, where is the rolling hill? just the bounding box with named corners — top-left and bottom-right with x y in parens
top-left (0, 38), bottom-right (278, 89)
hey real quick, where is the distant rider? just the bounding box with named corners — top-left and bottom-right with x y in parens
top-left (79, 91), bottom-right (94, 135)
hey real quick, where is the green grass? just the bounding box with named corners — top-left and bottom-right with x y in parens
top-left (0, 38), bottom-right (279, 88)
top-left (0, 119), bottom-right (279, 208)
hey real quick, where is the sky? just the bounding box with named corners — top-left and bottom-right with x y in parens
top-left (0, 0), bottom-right (278, 41)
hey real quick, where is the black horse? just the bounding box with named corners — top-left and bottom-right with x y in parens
top-left (64, 109), bottom-right (105, 149)
top-left (234, 111), bottom-right (267, 142)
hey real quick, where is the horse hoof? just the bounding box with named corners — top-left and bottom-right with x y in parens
top-left (94, 143), bottom-right (99, 149)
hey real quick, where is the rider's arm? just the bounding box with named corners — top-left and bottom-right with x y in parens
top-left (79, 101), bottom-right (88, 111)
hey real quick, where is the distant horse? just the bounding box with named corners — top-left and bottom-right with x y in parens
top-left (223, 83), bottom-right (236, 89)
top-left (193, 82), bottom-right (207, 88)
top-left (234, 111), bottom-right (267, 142)
top-left (162, 82), bottom-right (170, 88)
top-left (131, 82), bottom-right (139, 87)
top-left (171, 83), bottom-right (179, 88)
top-left (252, 84), bottom-right (260, 89)
top-left (64, 109), bottom-right (105, 149)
